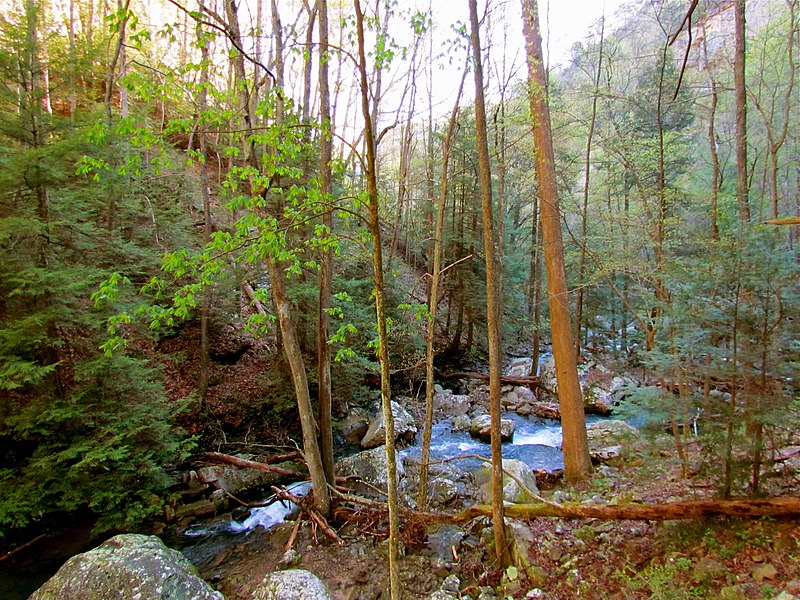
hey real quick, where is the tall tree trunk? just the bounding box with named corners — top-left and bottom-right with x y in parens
top-left (317, 0), bottom-right (336, 487)
top-left (521, 0), bottom-right (592, 483)
top-left (468, 0), bottom-right (509, 568)
top-left (354, 1), bottom-right (400, 596)
top-left (302, 2), bottom-right (317, 126)
top-left (701, 24), bottom-right (721, 241)
top-left (68, 0), bottom-right (77, 117)
top-left (104, 0), bottom-right (130, 123)
top-left (735, 0), bottom-right (752, 223)
top-left (197, 0), bottom-right (212, 407)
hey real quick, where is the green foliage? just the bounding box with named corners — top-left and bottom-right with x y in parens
top-left (0, 4), bottom-right (199, 534)
top-left (0, 354), bottom-right (193, 533)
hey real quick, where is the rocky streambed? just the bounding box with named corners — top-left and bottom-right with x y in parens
top-left (23, 355), bottom-right (646, 599)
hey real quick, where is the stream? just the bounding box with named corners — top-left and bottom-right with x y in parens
top-left (176, 409), bottom-right (610, 574)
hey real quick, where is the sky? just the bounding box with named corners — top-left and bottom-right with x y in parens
top-left (398, 0), bottom-right (629, 120)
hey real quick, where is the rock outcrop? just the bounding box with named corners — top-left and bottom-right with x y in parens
top-left (586, 420), bottom-right (640, 465)
top-left (252, 569), bottom-right (332, 600)
top-left (29, 534), bottom-right (223, 600)
top-left (360, 400), bottom-right (417, 448)
top-left (469, 414), bottom-right (515, 443)
top-left (433, 390), bottom-right (472, 418)
top-left (539, 356), bottom-right (638, 415)
top-left (476, 458), bottom-right (539, 504)
top-left (336, 446), bottom-right (405, 491)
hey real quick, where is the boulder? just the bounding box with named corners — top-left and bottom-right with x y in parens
top-left (252, 569), bottom-right (332, 600)
top-left (501, 391), bottom-right (520, 410)
top-left (433, 390), bottom-right (472, 418)
top-left (514, 386), bottom-right (537, 404)
top-left (586, 420), bottom-right (640, 465)
top-left (505, 357), bottom-right (534, 378)
top-left (336, 446), bottom-right (405, 490)
top-left (29, 534), bottom-right (223, 600)
top-left (361, 401), bottom-right (417, 448)
top-left (506, 518), bottom-right (537, 569)
top-left (583, 373), bottom-right (637, 415)
top-left (530, 402), bottom-right (561, 420)
top-left (341, 419), bottom-right (369, 446)
top-left (477, 459), bottom-right (539, 504)
top-left (403, 458), bottom-right (468, 508)
top-left (451, 414), bottom-right (472, 432)
top-left (470, 414), bottom-right (515, 443)
top-left (197, 456), bottom-right (295, 496)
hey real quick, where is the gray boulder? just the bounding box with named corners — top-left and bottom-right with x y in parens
top-left (252, 569), bottom-right (332, 600)
top-left (451, 414), bottom-right (472, 431)
top-left (505, 357), bottom-right (534, 378)
top-left (361, 400), bottom-right (417, 448)
top-left (583, 374), bottom-right (636, 415)
top-left (433, 390), bottom-right (471, 417)
top-left (197, 456), bottom-right (301, 497)
top-left (336, 446), bottom-right (405, 489)
top-left (470, 414), bottom-right (515, 443)
top-left (29, 534), bottom-right (223, 600)
top-left (476, 459), bottom-right (539, 504)
top-left (586, 420), bottom-right (640, 465)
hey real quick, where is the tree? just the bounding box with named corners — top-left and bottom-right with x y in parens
top-left (468, 0), bottom-right (510, 567)
top-left (354, 0), bottom-right (401, 595)
top-left (734, 0), bottom-right (751, 223)
top-left (520, 0), bottom-right (592, 483)
top-left (316, 0), bottom-right (336, 491)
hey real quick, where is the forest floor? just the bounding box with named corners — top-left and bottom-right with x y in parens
top-left (190, 435), bottom-right (800, 600)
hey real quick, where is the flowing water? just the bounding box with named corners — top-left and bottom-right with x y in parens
top-left (400, 413), bottom-right (568, 473)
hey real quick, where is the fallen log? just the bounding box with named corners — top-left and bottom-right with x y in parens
top-left (439, 371), bottom-right (541, 388)
top-left (202, 452), bottom-right (306, 478)
top-left (439, 497), bottom-right (800, 523)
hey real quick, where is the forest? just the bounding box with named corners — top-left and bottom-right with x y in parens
top-left (1, 0), bottom-right (799, 598)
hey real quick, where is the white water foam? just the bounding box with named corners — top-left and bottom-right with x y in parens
top-left (228, 481), bottom-right (312, 533)
top-left (512, 426), bottom-right (563, 448)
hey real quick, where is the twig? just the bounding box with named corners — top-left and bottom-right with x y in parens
top-left (272, 487), bottom-right (342, 544)
top-left (285, 513), bottom-right (303, 552)
top-left (0, 534), bottom-right (46, 563)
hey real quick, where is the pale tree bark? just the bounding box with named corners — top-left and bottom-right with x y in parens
top-left (316, 0), bottom-right (336, 487)
top-left (354, 1), bottom-right (400, 596)
top-left (418, 58), bottom-right (468, 510)
top-left (468, 0), bottom-right (510, 568)
top-left (68, 0), bottom-right (77, 117)
top-left (301, 1), bottom-right (317, 126)
top-left (521, 0), bottom-right (592, 483)
top-left (735, 0), bottom-right (752, 223)
top-left (701, 23), bottom-right (721, 241)
top-left (270, 0), bottom-right (284, 125)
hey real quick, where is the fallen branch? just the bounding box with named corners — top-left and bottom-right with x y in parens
top-left (441, 496), bottom-right (800, 523)
top-left (0, 534), bottom-right (46, 563)
top-left (243, 283), bottom-right (267, 316)
top-left (202, 452), bottom-right (306, 478)
top-left (273, 487), bottom-right (342, 544)
top-left (285, 513), bottom-right (303, 552)
top-left (438, 371), bottom-right (541, 388)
